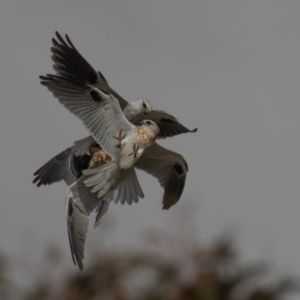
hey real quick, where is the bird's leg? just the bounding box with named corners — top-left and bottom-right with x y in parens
top-left (113, 129), bottom-right (127, 148)
top-left (128, 143), bottom-right (140, 158)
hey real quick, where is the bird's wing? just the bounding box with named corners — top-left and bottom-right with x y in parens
top-left (40, 75), bottom-right (134, 158)
top-left (66, 177), bottom-right (101, 270)
top-left (71, 136), bottom-right (96, 156)
top-left (33, 148), bottom-right (91, 186)
top-left (51, 32), bottom-right (128, 109)
top-left (51, 32), bottom-right (197, 137)
top-left (131, 110), bottom-right (197, 139)
top-left (135, 142), bottom-right (188, 209)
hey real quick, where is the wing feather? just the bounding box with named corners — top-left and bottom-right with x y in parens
top-left (66, 175), bottom-right (106, 269)
top-left (33, 148), bottom-right (74, 186)
top-left (135, 143), bottom-right (188, 209)
top-left (131, 110), bottom-right (197, 139)
top-left (40, 75), bottom-right (134, 157)
top-left (50, 33), bottom-right (197, 139)
top-left (51, 32), bottom-right (128, 109)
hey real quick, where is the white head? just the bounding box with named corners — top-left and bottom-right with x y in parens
top-left (140, 119), bottom-right (160, 136)
top-left (123, 98), bottom-right (153, 120)
top-left (136, 98), bottom-right (153, 114)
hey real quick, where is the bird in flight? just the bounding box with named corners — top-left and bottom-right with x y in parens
top-left (40, 73), bottom-right (160, 202)
top-left (34, 32), bottom-right (196, 270)
top-left (49, 32), bottom-right (197, 138)
top-left (34, 140), bottom-right (189, 270)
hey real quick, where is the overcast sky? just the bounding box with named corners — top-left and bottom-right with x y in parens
top-left (1, 1), bottom-right (300, 297)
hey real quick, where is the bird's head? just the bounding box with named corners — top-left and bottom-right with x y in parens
top-left (124, 98), bottom-right (153, 120)
top-left (140, 119), bottom-right (160, 135)
top-left (135, 98), bottom-right (153, 115)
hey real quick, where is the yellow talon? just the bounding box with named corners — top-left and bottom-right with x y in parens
top-left (128, 143), bottom-right (140, 158)
top-left (113, 129), bottom-right (127, 148)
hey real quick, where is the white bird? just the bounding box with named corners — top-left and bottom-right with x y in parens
top-left (40, 74), bottom-right (160, 193)
top-left (35, 32), bottom-right (196, 270)
top-left (33, 141), bottom-right (188, 270)
top-left (50, 31), bottom-right (197, 138)
top-left (40, 74), bottom-right (161, 268)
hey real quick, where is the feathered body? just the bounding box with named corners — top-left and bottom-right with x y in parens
top-left (118, 122), bottom-right (159, 169)
top-left (34, 31), bottom-right (196, 270)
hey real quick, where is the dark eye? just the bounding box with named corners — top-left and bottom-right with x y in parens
top-left (143, 101), bottom-right (147, 109)
top-left (146, 120), bottom-right (151, 125)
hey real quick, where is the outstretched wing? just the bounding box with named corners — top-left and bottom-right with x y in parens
top-left (51, 32), bottom-right (128, 109)
top-left (66, 177), bottom-right (101, 270)
top-left (135, 142), bottom-right (188, 209)
top-left (131, 110), bottom-right (197, 139)
top-left (66, 164), bottom-right (144, 269)
top-left (40, 75), bottom-right (134, 158)
top-left (33, 148), bottom-right (90, 186)
top-left (51, 32), bottom-right (197, 139)
top-left (52, 33), bottom-right (197, 139)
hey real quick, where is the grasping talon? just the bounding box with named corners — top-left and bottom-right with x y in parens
top-left (89, 145), bottom-right (112, 166)
top-left (128, 143), bottom-right (140, 158)
top-left (113, 129), bottom-right (127, 148)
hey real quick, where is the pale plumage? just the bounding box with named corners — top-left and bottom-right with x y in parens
top-left (33, 139), bottom-right (188, 270)
top-left (50, 31), bottom-right (196, 138)
top-left (40, 74), bottom-right (160, 268)
top-left (40, 74), bottom-right (160, 187)
top-left (34, 32), bottom-right (196, 270)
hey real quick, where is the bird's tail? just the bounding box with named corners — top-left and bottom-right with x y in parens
top-left (82, 161), bottom-right (144, 203)
top-left (92, 166), bottom-right (144, 228)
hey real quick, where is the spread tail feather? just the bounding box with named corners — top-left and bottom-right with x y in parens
top-left (83, 162), bottom-right (144, 205)
top-left (93, 168), bottom-right (144, 228)
top-left (114, 168), bottom-right (144, 204)
top-left (81, 160), bottom-right (143, 203)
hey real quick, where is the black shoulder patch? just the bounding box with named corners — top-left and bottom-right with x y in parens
top-left (90, 90), bottom-right (102, 103)
top-left (173, 163), bottom-right (184, 175)
top-left (160, 118), bottom-right (176, 124)
top-left (67, 201), bottom-right (74, 217)
top-left (88, 71), bottom-right (98, 84)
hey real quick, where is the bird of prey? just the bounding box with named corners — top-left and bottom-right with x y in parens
top-left (34, 32), bottom-right (196, 269)
top-left (33, 140), bottom-right (188, 270)
top-left (40, 75), bottom-right (162, 268)
top-left (40, 74), bottom-right (160, 197)
top-left (37, 31), bottom-right (196, 207)
top-left (49, 32), bottom-right (197, 138)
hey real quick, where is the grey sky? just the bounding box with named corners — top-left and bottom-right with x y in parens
top-left (1, 1), bottom-right (300, 296)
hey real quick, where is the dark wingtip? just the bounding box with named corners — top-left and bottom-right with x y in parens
top-left (191, 128), bottom-right (198, 133)
top-left (55, 31), bottom-right (63, 41)
top-left (32, 176), bottom-right (42, 187)
top-left (162, 196), bottom-right (176, 210)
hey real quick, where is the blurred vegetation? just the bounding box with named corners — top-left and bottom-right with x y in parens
top-left (2, 231), bottom-right (299, 300)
